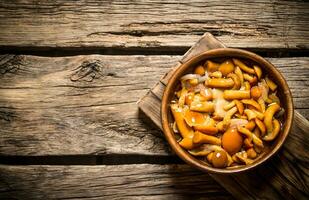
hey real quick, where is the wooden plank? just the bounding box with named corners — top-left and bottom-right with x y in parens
top-left (0, 0), bottom-right (308, 50)
top-left (0, 164), bottom-right (233, 200)
top-left (0, 54), bottom-right (176, 156)
top-left (0, 54), bottom-right (308, 156)
top-left (297, 108), bottom-right (309, 120)
top-left (138, 91), bottom-right (162, 129)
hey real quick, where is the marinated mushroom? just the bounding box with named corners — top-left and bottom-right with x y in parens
top-left (222, 128), bottom-right (243, 155)
top-left (211, 150), bottom-right (228, 168)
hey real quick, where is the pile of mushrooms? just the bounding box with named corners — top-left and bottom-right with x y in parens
top-left (171, 58), bottom-right (283, 168)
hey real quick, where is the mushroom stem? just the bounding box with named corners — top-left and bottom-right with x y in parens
top-left (264, 103), bottom-right (280, 134)
top-left (179, 137), bottom-right (195, 150)
top-left (193, 125), bottom-right (218, 135)
top-left (223, 107), bottom-right (238, 126)
top-left (233, 58), bottom-right (255, 74)
top-left (228, 73), bottom-right (241, 89)
top-left (193, 131), bottom-right (221, 145)
top-left (241, 99), bottom-right (262, 111)
top-left (263, 119), bottom-right (281, 141)
top-left (237, 126), bottom-right (253, 142)
top-left (171, 104), bottom-right (194, 139)
top-left (255, 118), bottom-right (266, 136)
top-left (252, 134), bottom-right (264, 148)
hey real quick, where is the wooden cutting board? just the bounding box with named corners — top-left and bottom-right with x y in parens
top-left (138, 33), bottom-right (309, 199)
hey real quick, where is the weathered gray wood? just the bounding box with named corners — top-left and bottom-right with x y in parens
top-left (297, 109), bottom-right (309, 121)
top-left (0, 164), bottom-right (233, 200)
top-left (0, 55), bottom-right (174, 156)
top-left (0, 0), bottom-right (308, 50)
top-left (0, 55), bottom-right (308, 156)
top-left (294, 108), bottom-right (309, 133)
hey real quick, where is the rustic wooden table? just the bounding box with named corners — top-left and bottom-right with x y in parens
top-left (0, 1), bottom-right (308, 199)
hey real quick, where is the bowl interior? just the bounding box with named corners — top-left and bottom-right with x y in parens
top-left (161, 48), bottom-right (293, 174)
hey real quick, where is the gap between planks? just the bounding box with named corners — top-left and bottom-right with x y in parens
top-left (1, 48), bottom-right (309, 58)
top-left (0, 154), bottom-right (183, 165)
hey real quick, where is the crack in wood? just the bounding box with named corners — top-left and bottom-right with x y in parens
top-left (0, 155), bottom-right (182, 165)
top-left (120, 20), bottom-right (271, 37)
top-left (1, 48), bottom-right (308, 57)
top-left (88, 23), bottom-right (270, 38)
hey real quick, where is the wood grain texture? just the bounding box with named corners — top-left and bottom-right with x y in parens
top-left (0, 55), bottom-right (173, 156)
top-left (0, 0), bottom-right (308, 50)
top-left (0, 164), bottom-right (233, 200)
top-left (0, 54), bottom-right (308, 156)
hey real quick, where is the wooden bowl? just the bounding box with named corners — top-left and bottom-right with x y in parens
top-left (161, 48), bottom-right (294, 174)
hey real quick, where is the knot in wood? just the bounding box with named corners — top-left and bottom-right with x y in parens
top-left (0, 109), bottom-right (15, 122)
top-left (70, 60), bottom-right (105, 82)
top-left (0, 55), bottom-right (24, 76)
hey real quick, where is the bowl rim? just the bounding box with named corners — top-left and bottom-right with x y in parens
top-left (161, 48), bottom-right (294, 174)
